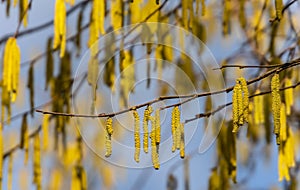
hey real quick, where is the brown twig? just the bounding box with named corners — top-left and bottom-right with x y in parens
top-left (185, 80), bottom-right (300, 123)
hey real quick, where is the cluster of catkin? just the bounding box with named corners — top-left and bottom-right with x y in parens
top-left (232, 77), bottom-right (249, 132)
top-left (104, 105), bottom-right (185, 170)
top-left (232, 74), bottom-right (295, 181)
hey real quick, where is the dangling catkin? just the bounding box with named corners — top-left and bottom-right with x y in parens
top-left (232, 81), bottom-right (243, 132)
top-left (0, 124), bottom-right (2, 189)
top-left (271, 73), bottom-right (281, 141)
top-left (155, 109), bottom-right (161, 144)
top-left (133, 110), bottom-right (140, 163)
top-left (239, 77), bottom-right (249, 122)
top-left (53, 0), bottom-right (66, 57)
top-left (33, 134), bottom-right (42, 190)
top-left (143, 106), bottom-right (152, 153)
top-left (253, 90), bottom-right (264, 125)
top-left (42, 114), bottom-right (49, 150)
top-left (2, 37), bottom-right (21, 103)
top-left (171, 106), bottom-right (180, 151)
top-left (105, 117), bottom-right (113, 157)
top-left (180, 123), bottom-right (185, 159)
top-left (280, 103), bottom-right (287, 143)
top-left (284, 78), bottom-right (293, 115)
top-left (150, 125), bottom-right (159, 170)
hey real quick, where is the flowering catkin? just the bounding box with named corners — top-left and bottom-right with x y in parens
top-left (232, 81), bottom-right (242, 132)
top-left (105, 117), bottom-right (113, 157)
top-left (155, 109), bottom-right (161, 144)
top-left (180, 123), bottom-right (185, 159)
top-left (239, 77), bottom-right (249, 122)
top-left (33, 134), bottom-right (42, 190)
top-left (271, 73), bottom-right (281, 143)
top-left (133, 110), bottom-right (140, 163)
top-left (53, 0), bottom-right (66, 57)
top-left (284, 78), bottom-right (293, 115)
top-left (253, 90), bottom-right (264, 125)
top-left (150, 125), bottom-right (159, 170)
top-left (143, 106), bottom-right (152, 153)
top-left (171, 106), bottom-right (180, 152)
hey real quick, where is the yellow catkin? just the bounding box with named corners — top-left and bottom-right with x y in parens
top-left (278, 147), bottom-right (289, 181)
top-left (171, 106), bottom-right (180, 152)
top-left (175, 106), bottom-right (181, 150)
top-left (133, 110), bottom-right (140, 163)
top-left (155, 109), bottom-right (161, 144)
top-left (22, 0), bottom-right (28, 27)
top-left (2, 37), bottom-right (21, 103)
top-left (150, 125), bottom-right (159, 170)
top-left (284, 78), bottom-right (293, 115)
top-left (129, 0), bottom-right (141, 24)
top-left (71, 166), bottom-right (80, 190)
top-left (271, 73), bottom-right (281, 143)
top-left (88, 0), bottom-right (105, 50)
top-left (24, 122), bottom-right (29, 165)
top-left (143, 106), bottom-right (152, 153)
top-left (253, 90), bottom-right (264, 125)
top-left (232, 84), bottom-right (239, 132)
top-left (0, 124), bottom-right (2, 189)
top-left (232, 81), bottom-right (243, 132)
top-left (285, 128), bottom-right (295, 168)
top-left (33, 134), bottom-right (42, 190)
top-left (42, 114), bottom-right (49, 150)
top-left (111, 0), bottom-right (123, 30)
top-left (239, 77), bottom-right (249, 122)
top-left (53, 0), bottom-right (66, 57)
top-left (275, 0), bottom-right (283, 20)
top-left (8, 153), bottom-right (13, 190)
top-left (105, 117), bottom-right (113, 157)
top-left (180, 123), bottom-right (185, 159)
top-left (280, 103), bottom-right (287, 142)
top-left (49, 169), bottom-right (62, 190)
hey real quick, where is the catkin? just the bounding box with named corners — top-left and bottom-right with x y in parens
top-left (33, 134), bottom-right (42, 190)
top-left (171, 106), bottom-right (180, 151)
top-left (239, 77), bottom-right (249, 122)
top-left (232, 84), bottom-right (239, 132)
top-left (280, 103), bottom-right (287, 143)
top-left (284, 78), bottom-right (293, 115)
top-left (150, 126), bottom-right (159, 170)
top-left (253, 90), bottom-right (264, 125)
top-left (155, 109), bottom-right (161, 144)
top-left (105, 117), bottom-right (113, 157)
top-left (0, 124), bottom-right (2, 189)
top-left (232, 82), bottom-right (243, 132)
top-left (271, 74), bottom-right (281, 140)
top-left (42, 114), bottom-right (49, 150)
top-left (133, 110), bottom-right (140, 163)
top-left (53, 0), bottom-right (66, 57)
top-left (275, 0), bottom-right (283, 20)
top-left (143, 106), bottom-right (152, 153)
top-left (180, 123), bottom-right (185, 159)
top-left (2, 37), bottom-right (21, 103)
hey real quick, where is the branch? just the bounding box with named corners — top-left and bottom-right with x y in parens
top-left (185, 80), bottom-right (300, 123)
top-left (36, 57), bottom-right (300, 119)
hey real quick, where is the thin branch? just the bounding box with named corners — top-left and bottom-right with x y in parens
top-left (36, 57), bottom-right (300, 118)
top-left (213, 63), bottom-right (284, 70)
top-left (185, 80), bottom-right (300, 123)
